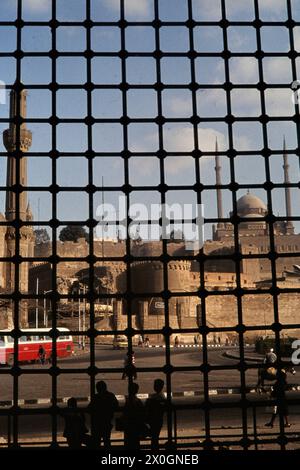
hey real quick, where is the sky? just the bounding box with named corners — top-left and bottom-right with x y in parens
top-left (0, 0), bottom-right (299, 240)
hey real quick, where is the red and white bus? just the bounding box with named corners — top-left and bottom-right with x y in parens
top-left (0, 328), bottom-right (74, 366)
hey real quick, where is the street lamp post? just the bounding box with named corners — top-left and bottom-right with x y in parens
top-left (43, 290), bottom-right (52, 327)
top-left (82, 284), bottom-right (86, 350)
top-left (35, 278), bottom-right (39, 329)
top-left (78, 290), bottom-right (81, 349)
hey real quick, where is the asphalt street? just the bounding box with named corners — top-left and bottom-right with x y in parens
top-left (0, 346), bottom-right (299, 401)
top-left (0, 347), bottom-right (300, 448)
top-left (1, 393), bottom-right (300, 449)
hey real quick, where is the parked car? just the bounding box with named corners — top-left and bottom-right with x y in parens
top-left (112, 335), bottom-right (128, 350)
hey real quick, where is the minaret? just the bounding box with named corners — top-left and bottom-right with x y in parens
top-left (3, 84), bottom-right (34, 307)
top-left (282, 137), bottom-right (294, 235)
top-left (3, 85), bottom-right (32, 221)
top-left (215, 138), bottom-right (223, 226)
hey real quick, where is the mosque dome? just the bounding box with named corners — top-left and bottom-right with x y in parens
top-left (236, 192), bottom-right (267, 217)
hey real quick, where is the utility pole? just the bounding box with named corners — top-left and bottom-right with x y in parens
top-left (35, 278), bottom-right (39, 329)
top-left (78, 287), bottom-right (81, 349)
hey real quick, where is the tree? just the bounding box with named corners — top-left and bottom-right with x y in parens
top-left (34, 228), bottom-right (50, 245)
top-left (59, 225), bottom-right (88, 243)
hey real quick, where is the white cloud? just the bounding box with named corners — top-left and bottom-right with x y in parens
top-left (24, 0), bottom-right (51, 12)
top-left (230, 57), bottom-right (259, 84)
top-left (197, 89), bottom-right (227, 117)
top-left (258, 0), bottom-right (287, 19)
top-left (102, 0), bottom-right (150, 17)
top-left (293, 27), bottom-right (300, 52)
top-left (164, 156), bottom-right (194, 175)
top-left (193, 0), bottom-right (221, 21)
top-left (231, 89), bottom-right (261, 117)
top-left (166, 97), bottom-right (192, 117)
top-left (163, 126), bottom-right (227, 153)
top-left (128, 124), bottom-right (227, 175)
top-left (263, 57), bottom-right (293, 83)
top-left (264, 89), bottom-right (294, 116)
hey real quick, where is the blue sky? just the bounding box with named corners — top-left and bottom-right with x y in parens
top-left (0, 0), bottom-right (299, 240)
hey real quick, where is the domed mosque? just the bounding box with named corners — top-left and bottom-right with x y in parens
top-left (212, 138), bottom-right (294, 241)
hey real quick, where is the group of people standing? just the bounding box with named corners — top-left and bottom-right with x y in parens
top-left (62, 379), bottom-right (166, 450)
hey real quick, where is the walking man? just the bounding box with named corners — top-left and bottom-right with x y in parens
top-left (38, 345), bottom-right (46, 365)
top-left (122, 351), bottom-right (137, 380)
top-left (265, 370), bottom-right (291, 428)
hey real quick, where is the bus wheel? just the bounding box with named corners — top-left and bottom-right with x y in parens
top-left (7, 355), bottom-right (14, 367)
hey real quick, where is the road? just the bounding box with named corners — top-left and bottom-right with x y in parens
top-left (1, 393), bottom-right (300, 449)
top-left (0, 346), bottom-right (299, 401)
top-left (0, 347), bottom-right (299, 448)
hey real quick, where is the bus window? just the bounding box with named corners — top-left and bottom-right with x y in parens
top-left (44, 336), bottom-right (51, 341)
top-left (26, 336), bottom-right (32, 341)
top-left (38, 336), bottom-right (45, 341)
top-left (7, 336), bottom-right (13, 343)
top-left (0, 336), bottom-right (4, 346)
top-left (19, 336), bottom-right (28, 342)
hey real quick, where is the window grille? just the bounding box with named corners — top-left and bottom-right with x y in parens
top-left (0, 0), bottom-right (299, 451)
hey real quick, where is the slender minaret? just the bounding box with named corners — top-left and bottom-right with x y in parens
top-left (282, 137), bottom-right (294, 234)
top-left (3, 84), bottom-right (34, 304)
top-left (215, 138), bottom-right (223, 226)
top-left (3, 86), bottom-right (32, 221)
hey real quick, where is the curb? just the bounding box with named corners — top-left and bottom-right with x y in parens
top-left (3, 384), bottom-right (300, 407)
top-left (148, 344), bottom-right (251, 349)
top-left (223, 351), bottom-right (263, 362)
top-left (223, 351), bottom-right (291, 363)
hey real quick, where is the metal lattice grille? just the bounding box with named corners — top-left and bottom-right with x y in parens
top-left (0, 0), bottom-right (299, 451)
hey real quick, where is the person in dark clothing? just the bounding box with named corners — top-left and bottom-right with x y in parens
top-left (145, 379), bottom-right (166, 451)
top-left (265, 370), bottom-right (291, 428)
top-left (123, 382), bottom-right (146, 450)
top-left (63, 397), bottom-right (90, 448)
top-left (89, 381), bottom-right (119, 449)
top-left (122, 352), bottom-right (137, 380)
top-left (38, 345), bottom-right (46, 365)
top-left (264, 348), bottom-right (277, 366)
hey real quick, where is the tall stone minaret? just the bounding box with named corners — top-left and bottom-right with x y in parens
top-left (3, 86), bottom-right (32, 221)
top-left (282, 137), bottom-right (294, 235)
top-left (215, 138), bottom-right (223, 226)
top-left (3, 85), bottom-right (34, 312)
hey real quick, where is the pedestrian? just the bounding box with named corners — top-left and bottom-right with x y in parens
top-left (194, 335), bottom-right (198, 346)
top-left (138, 335), bottom-right (143, 347)
top-left (89, 380), bottom-right (119, 449)
top-left (145, 379), bottom-right (166, 451)
top-left (122, 351), bottom-right (137, 380)
top-left (264, 348), bottom-right (277, 366)
top-left (123, 382), bottom-right (147, 450)
top-left (38, 345), bottom-right (46, 365)
top-left (265, 370), bottom-right (291, 428)
top-left (144, 337), bottom-right (150, 347)
top-left (174, 336), bottom-right (179, 347)
top-left (63, 397), bottom-right (91, 448)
